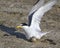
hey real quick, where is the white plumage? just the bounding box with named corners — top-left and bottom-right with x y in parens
top-left (17, 0), bottom-right (57, 41)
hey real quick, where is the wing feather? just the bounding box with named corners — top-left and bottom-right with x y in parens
top-left (30, 0), bottom-right (57, 29)
top-left (28, 0), bottom-right (44, 16)
top-left (28, 0), bottom-right (44, 26)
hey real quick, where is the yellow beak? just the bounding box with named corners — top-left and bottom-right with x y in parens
top-left (16, 26), bottom-right (23, 29)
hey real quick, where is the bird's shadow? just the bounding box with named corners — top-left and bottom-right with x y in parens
top-left (0, 25), bottom-right (27, 40)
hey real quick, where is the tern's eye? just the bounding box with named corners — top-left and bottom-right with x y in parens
top-left (20, 23), bottom-right (27, 26)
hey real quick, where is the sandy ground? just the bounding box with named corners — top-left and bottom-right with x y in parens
top-left (0, 0), bottom-right (60, 48)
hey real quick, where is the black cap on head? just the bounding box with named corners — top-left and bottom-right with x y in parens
top-left (21, 23), bottom-right (27, 26)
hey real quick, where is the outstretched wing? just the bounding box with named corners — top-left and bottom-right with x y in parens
top-left (28, 0), bottom-right (44, 26)
top-left (30, 0), bottom-right (57, 29)
top-left (28, 0), bottom-right (44, 16)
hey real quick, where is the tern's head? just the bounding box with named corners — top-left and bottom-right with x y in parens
top-left (16, 23), bottom-right (28, 29)
top-left (20, 23), bottom-right (27, 26)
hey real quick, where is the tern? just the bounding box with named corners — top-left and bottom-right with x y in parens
top-left (16, 0), bottom-right (57, 42)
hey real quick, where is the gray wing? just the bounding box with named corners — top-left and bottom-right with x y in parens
top-left (28, 0), bottom-right (44, 26)
top-left (28, 0), bottom-right (44, 16)
top-left (30, 0), bottom-right (57, 30)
